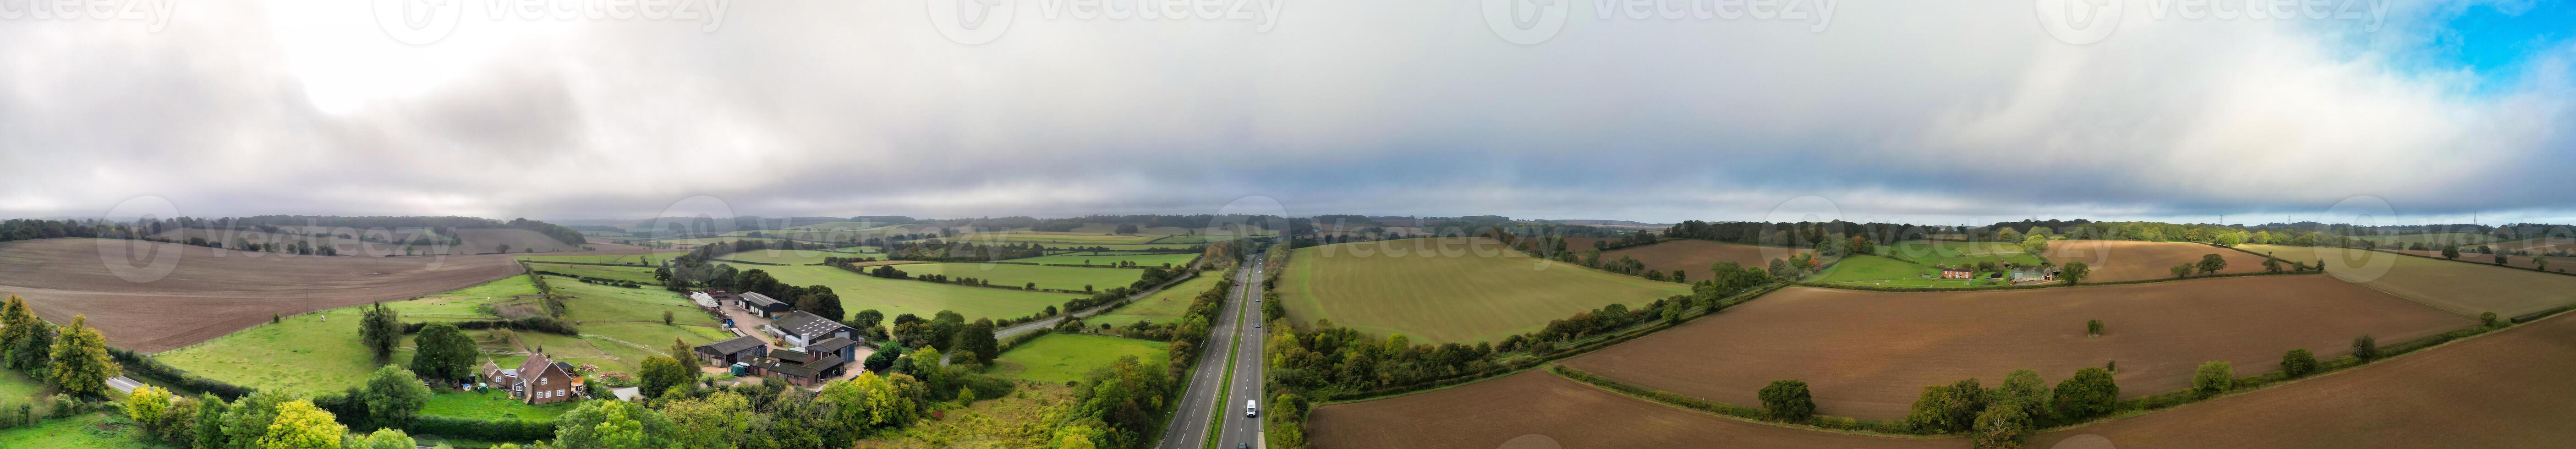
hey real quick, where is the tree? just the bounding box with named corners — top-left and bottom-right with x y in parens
top-left (220, 390), bottom-right (293, 449)
top-left (196, 393), bottom-right (230, 449)
top-left (2214, 232), bottom-right (2244, 247)
top-left (0, 295), bottom-right (54, 373)
top-left (2262, 257), bottom-right (2284, 273)
top-left (353, 428), bottom-right (417, 449)
top-left (2190, 361), bottom-right (2233, 398)
top-left (361, 366), bottom-right (433, 432)
top-left (2495, 254), bottom-right (2510, 265)
top-left (2279, 349), bottom-right (2318, 378)
top-left (2050, 367), bottom-right (2118, 421)
top-left (47, 315), bottom-right (117, 398)
top-left (1905, 378), bottom-right (1986, 433)
top-left (411, 323), bottom-right (477, 382)
top-left (358, 302), bottom-right (403, 363)
top-left (640, 355), bottom-right (692, 399)
top-left (1995, 369), bottom-right (2050, 419)
top-left (258, 400), bottom-right (348, 449)
top-left (156, 395), bottom-right (201, 448)
top-left (1849, 236), bottom-right (1876, 256)
top-left (2020, 233), bottom-right (2050, 255)
top-left (552, 399), bottom-right (679, 449)
top-left (2058, 262), bottom-right (2089, 285)
top-left (2352, 335), bottom-right (2379, 362)
top-left (671, 338), bottom-right (702, 373)
top-left (956, 319), bottom-right (1000, 366)
top-left (2197, 253), bottom-right (2228, 274)
top-left (2086, 319), bottom-right (2103, 337)
top-left (2442, 246), bottom-right (2460, 260)
top-left (2169, 263), bottom-right (2193, 279)
top-left (663, 310), bottom-right (674, 325)
top-left (1971, 403), bottom-right (2031, 449)
top-left (126, 384), bottom-right (174, 432)
top-left (1757, 380), bottom-right (1814, 422)
top-left (664, 392), bottom-right (753, 449)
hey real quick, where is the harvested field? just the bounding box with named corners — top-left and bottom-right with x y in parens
top-left (2242, 244), bottom-right (2576, 316)
top-left (2388, 249), bottom-right (2576, 273)
top-left (1600, 240), bottom-right (1808, 276)
top-left (0, 238), bottom-right (524, 352)
top-left (2042, 240), bottom-right (2270, 282)
top-left (1276, 238), bottom-right (1693, 345)
top-left (1308, 371), bottom-right (1957, 449)
top-left (452, 228), bottom-right (586, 253)
top-left (1559, 276), bottom-right (2472, 420)
top-left (2490, 236), bottom-right (2576, 254)
top-left (2031, 312), bottom-right (2576, 449)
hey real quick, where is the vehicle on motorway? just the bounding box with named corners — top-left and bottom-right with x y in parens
top-left (1248, 400), bottom-right (1259, 417)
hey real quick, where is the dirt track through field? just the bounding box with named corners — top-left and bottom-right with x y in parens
top-left (1559, 276), bottom-right (2473, 420)
top-left (2042, 240), bottom-right (2270, 282)
top-left (1601, 240), bottom-right (1809, 278)
top-left (2033, 312), bottom-right (2576, 449)
top-left (0, 238), bottom-right (653, 352)
top-left (1308, 371), bottom-right (1957, 449)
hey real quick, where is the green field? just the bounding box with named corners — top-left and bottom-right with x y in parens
top-left (893, 263), bottom-right (1148, 292)
top-left (0, 370), bottom-right (47, 404)
top-left (988, 334), bottom-right (1168, 383)
top-left (714, 247), bottom-right (878, 265)
top-left (758, 265), bottom-right (1086, 322)
top-left (0, 414), bottom-right (172, 449)
top-left (957, 232), bottom-right (1160, 245)
top-left (1005, 252), bottom-right (1200, 267)
top-left (2352, 232), bottom-right (2499, 246)
top-left (1089, 274), bottom-right (1217, 328)
top-left (1275, 239), bottom-right (1694, 344)
top-left (1879, 240), bottom-right (2048, 267)
top-left (529, 263), bottom-right (663, 285)
top-left (1042, 243), bottom-right (1203, 251)
top-left (421, 389), bottom-right (575, 422)
top-left (517, 251), bottom-right (688, 265)
top-left (155, 276), bottom-right (543, 395)
top-left (549, 279), bottom-right (714, 324)
top-left (2242, 245), bottom-right (2576, 316)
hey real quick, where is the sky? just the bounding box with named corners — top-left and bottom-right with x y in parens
top-left (2, 0), bottom-right (2573, 226)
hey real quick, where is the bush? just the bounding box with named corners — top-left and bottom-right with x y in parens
top-left (2085, 319), bottom-right (2103, 337)
top-left (1757, 380), bottom-right (1815, 423)
top-left (2352, 335), bottom-right (2379, 362)
top-left (2480, 311), bottom-right (2499, 327)
top-left (2190, 361), bottom-right (2233, 398)
top-left (2050, 367), bottom-right (2118, 421)
top-left (2279, 349), bottom-right (2318, 378)
top-left (407, 415), bottom-right (555, 442)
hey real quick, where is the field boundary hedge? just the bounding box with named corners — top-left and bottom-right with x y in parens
top-left (1797, 269), bottom-right (2319, 293)
top-left (1547, 364), bottom-right (1918, 436)
top-left (114, 347), bottom-right (256, 400)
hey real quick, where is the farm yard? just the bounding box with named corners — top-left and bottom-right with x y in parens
top-left (757, 265), bottom-right (1086, 322)
top-left (1307, 371), bottom-right (1957, 449)
top-left (1599, 239), bottom-right (1809, 277)
top-left (1275, 238), bottom-right (1694, 345)
top-left (2241, 244), bottom-right (2576, 317)
top-left (2042, 240), bottom-right (2271, 282)
top-left (987, 334), bottom-right (1168, 383)
top-left (1558, 276), bottom-right (2473, 420)
top-left (2031, 312), bottom-right (2576, 449)
top-left (0, 238), bottom-right (526, 351)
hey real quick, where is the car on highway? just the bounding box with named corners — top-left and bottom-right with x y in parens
top-left (1248, 400), bottom-right (1259, 417)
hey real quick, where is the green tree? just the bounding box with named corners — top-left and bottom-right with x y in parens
top-left (2442, 246), bottom-right (2460, 260)
top-left (1971, 403), bottom-right (2031, 449)
top-left (2058, 262), bottom-right (2089, 285)
top-left (2262, 257), bottom-right (2284, 273)
top-left (362, 366), bottom-right (433, 432)
top-left (2086, 319), bottom-right (2104, 337)
top-left (358, 302), bottom-right (402, 363)
top-left (957, 319), bottom-right (1000, 366)
top-left (2197, 254), bottom-right (2228, 274)
top-left (664, 392), bottom-right (752, 449)
top-left (2214, 232), bottom-right (2244, 247)
top-left (1905, 378), bottom-right (1986, 433)
top-left (2481, 312), bottom-right (2500, 327)
top-left (670, 338), bottom-right (702, 373)
top-left (1994, 369), bottom-right (2050, 419)
top-left (125, 384), bottom-right (174, 433)
top-left (2495, 254), bottom-right (2510, 265)
top-left (2169, 263), bottom-right (2193, 279)
top-left (1757, 380), bottom-right (1815, 422)
top-left (2279, 349), bottom-right (2318, 378)
top-left (156, 395), bottom-right (201, 447)
top-left (2050, 367), bottom-right (2119, 421)
top-left (46, 315), bottom-right (118, 398)
top-left (352, 428), bottom-right (417, 449)
top-left (2020, 233), bottom-right (2050, 255)
top-left (410, 323), bottom-right (477, 382)
top-left (2190, 361), bottom-right (2233, 398)
top-left (553, 399), bottom-right (680, 449)
top-left (196, 393), bottom-right (229, 449)
top-left (0, 295), bottom-right (55, 373)
top-left (2352, 335), bottom-right (2379, 362)
top-left (257, 400), bottom-right (347, 449)
top-left (639, 355), bottom-right (692, 399)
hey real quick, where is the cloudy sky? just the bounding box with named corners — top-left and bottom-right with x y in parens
top-left (1, 0), bottom-right (2571, 225)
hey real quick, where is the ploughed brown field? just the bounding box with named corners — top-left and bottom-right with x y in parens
top-left (2033, 312), bottom-right (2576, 449)
top-left (2389, 249), bottom-right (2576, 274)
top-left (1558, 276), bottom-right (2473, 420)
top-left (0, 238), bottom-right (647, 352)
top-left (159, 227), bottom-right (599, 256)
top-left (451, 228), bottom-right (589, 253)
top-left (1307, 371), bottom-right (1957, 449)
top-left (2491, 237), bottom-right (2576, 254)
top-left (2041, 240), bottom-right (2270, 282)
top-left (1600, 240), bottom-right (1810, 276)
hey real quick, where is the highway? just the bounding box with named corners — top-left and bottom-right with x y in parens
top-left (1157, 252), bottom-right (1265, 449)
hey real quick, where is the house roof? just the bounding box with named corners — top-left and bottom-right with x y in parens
top-left (515, 353), bottom-right (554, 379)
top-left (754, 352), bottom-right (846, 378)
top-left (810, 337), bottom-right (854, 351)
top-left (697, 336), bottom-right (767, 355)
top-left (772, 311), bottom-right (852, 339)
top-left (740, 291), bottom-right (789, 307)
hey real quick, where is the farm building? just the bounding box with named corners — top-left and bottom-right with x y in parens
top-left (1939, 268), bottom-right (1973, 279)
top-left (481, 354), bottom-right (586, 405)
top-left (749, 347), bottom-right (849, 386)
top-left (689, 290), bottom-right (726, 311)
top-left (768, 311), bottom-right (864, 361)
top-left (693, 335), bottom-right (769, 367)
top-left (736, 291), bottom-right (794, 317)
top-left (2011, 267), bottom-right (2059, 282)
